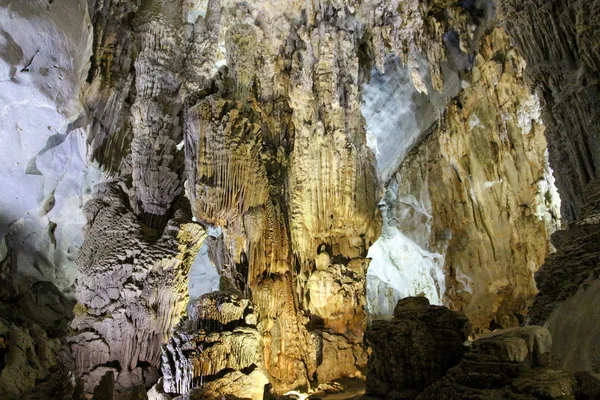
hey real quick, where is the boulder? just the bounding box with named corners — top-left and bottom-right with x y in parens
top-left (365, 297), bottom-right (471, 399)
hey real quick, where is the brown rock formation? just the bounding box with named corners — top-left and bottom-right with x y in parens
top-left (374, 24), bottom-right (558, 331)
top-left (417, 326), bottom-right (600, 399)
top-left (161, 292), bottom-right (266, 396)
top-left (431, 25), bottom-right (557, 330)
top-left (365, 297), bottom-right (471, 399)
top-left (182, 2), bottom-right (386, 390)
top-left (527, 181), bottom-right (600, 372)
top-left (0, 320), bottom-right (60, 398)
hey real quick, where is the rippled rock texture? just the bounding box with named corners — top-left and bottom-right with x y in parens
top-left (66, 181), bottom-right (205, 391)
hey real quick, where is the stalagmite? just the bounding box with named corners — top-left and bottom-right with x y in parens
top-left (1, 0), bottom-right (599, 398)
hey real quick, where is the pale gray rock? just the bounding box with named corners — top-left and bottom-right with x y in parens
top-left (130, 0), bottom-right (186, 216)
top-left (161, 292), bottom-right (266, 397)
top-left (147, 378), bottom-right (172, 400)
top-left (67, 181), bottom-right (205, 392)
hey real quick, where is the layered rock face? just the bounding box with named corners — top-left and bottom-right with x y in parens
top-left (528, 181), bottom-right (600, 372)
top-left (366, 6), bottom-right (560, 332)
top-left (366, 299), bottom-right (600, 400)
top-left (501, 0), bottom-right (600, 222)
top-left (419, 326), bottom-right (600, 399)
top-left (161, 292), bottom-right (268, 399)
top-left (66, 181), bottom-right (205, 391)
top-left (500, 0), bottom-right (600, 373)
top-left (63, 0), bottom-right (206, 393)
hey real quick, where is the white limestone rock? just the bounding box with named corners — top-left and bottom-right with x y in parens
top-left (0, 0), bottom-right (99, 295)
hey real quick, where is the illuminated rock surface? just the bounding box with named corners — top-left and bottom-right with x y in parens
top-left (0, 0), bottom-right (599, 398)
top-left (501, 0), bottom-right (600, 375)
top-left (366, 6), bottom-right (559, 333)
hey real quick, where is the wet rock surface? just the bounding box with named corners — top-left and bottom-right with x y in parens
top-left (365, 297), bottom-right (471, 399)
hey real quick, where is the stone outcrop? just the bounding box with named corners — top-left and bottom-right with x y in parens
top-left (0, 258), bottom-right (75, 398)
top-left (417, 326), bottom-right (600, 399)
top-left (500, 0), bottom-right (600, 373)
top-left (161, 292), bottom-right (268, 398)
top-left (501, 0), bottom-right (600, 222)
top-left (0, 318), bottom-right (60, 398)
top-left (367, 21), bottom-right (559, 332)
top-left (365, 297), bottom-right (471, 399)
top-left (66, 181), bottom-right (205, 391)
top-left (129, 0), bottom-right (185, 217)
top-left (527, 181), bottom-right (600, 372)
top-left (180, 370), bottom-right (269, 400)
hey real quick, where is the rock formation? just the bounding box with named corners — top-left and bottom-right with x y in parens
top-left (366, 5), bottom-right (560, 332)
top-left (66, 181), bottom-right (205, 391)
top-left (1, 0), bottom-right (599, 398)
top-left (527, 180), bottom-right (600, 372)
top-left (501, 0), bottom-right (600, 222)
top-left (418, 325), bottom-right (600, 399)
top-left (0, 319), bottom-right (61, 398)
top-left (500, 0), bottom-right (600, 373)
top-left (365, 299), bottom-right (600, 400)
top-left (161, 292), bottom-right (266, 397)
top-left (365, 297), bottom-right (471, 399)
top-left (182, 1), bottom-right (386, 390)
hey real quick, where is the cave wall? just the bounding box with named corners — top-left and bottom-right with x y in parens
top-left (365, 1), bottom-right (560, 332)
top-left (0, 1), bottom-right (101, 397)
top-left (501, 0), bottom-right (600, 222)
top-left (500, 0), bottom-right (600, 371)
top-left (1, 0), bottom-right (597, 397)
